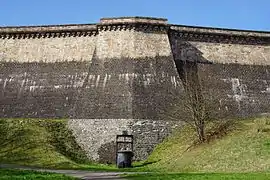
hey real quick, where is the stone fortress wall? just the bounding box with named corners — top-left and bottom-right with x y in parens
top-left (0, 17), bottom-right (269, 162)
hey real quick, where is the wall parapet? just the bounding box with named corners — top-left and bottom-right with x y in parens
top-left (0, 16), bottom-right (269, 43)
top-left (0, 24), bottom-right (98, 39)
top-left (100, 16), bottom-right (168, 25)
top-left (170, 25), bottom-right (270, 37)
top-left (169, 29), bottom-right (270, 45)
top-left (97, 23), bottom-right (169, 33)
top-left (170, 25), bottom-right (270, 45)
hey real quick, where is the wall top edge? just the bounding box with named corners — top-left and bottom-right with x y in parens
top-left (100, 16), bottom-right (168, 25)
top-left (0, 16), bottom-right (269, 38)
top-left (0, 24), bottom-right (98, 33)
top-left (170, 25), bottom-right (270, 38)
top-left (100, 16), bottom-right (168, 21)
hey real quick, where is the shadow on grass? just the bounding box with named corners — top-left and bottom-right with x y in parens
top-left (0, 119), bottom-right (93, 169)
top-left (132, 160), bottom-right (160, 168)
top-left (0, 119), bottom-right (39, 165)
top-left (42, 120), bottom-right (91, 164)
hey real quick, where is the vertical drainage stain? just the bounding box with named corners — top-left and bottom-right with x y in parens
top-left (2, 78), bottom-right (8, 97)
top-left (95, 75), bottom-right (100, 87)
top-left (17, 72), bottom-right (27, 98)
top-left (231, 78), bottom-right (247, 110)
top-left (102, 74), bottom-right (108, 90)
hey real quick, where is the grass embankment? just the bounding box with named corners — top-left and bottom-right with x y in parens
top-left (1, 116), bottom-right (270, 178)
top-left (144, 116), bottom-right (270, 173)
top-left (0, 118), bottom-right (92, 169)
top-left (0, 169), bottom-right (76, 180)
top-left (125, 172), bottom-right (270, 180)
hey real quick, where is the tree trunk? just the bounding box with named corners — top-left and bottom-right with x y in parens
top-left (195, 117), bottom-right (205, 143)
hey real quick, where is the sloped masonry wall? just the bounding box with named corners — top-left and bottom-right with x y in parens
top-left (197, 63), bottom-right (270, 118)
top-left (0, 17), bottom-right (269, 163)
top-left (0, 57), bottom-right (184, 118)
top-left (0, 35), bottom-right (96, 63)
top-left (169, 32), bottom-right (270, 120)
top-left (0, 56), bottom-right (184, 162)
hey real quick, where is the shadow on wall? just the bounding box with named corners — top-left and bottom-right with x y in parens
top-left (69, 50), bottom-right (186, 120)
top-left (97, 141), bottom-right (116, 164)
top-left (0, 33), bottom-right (269, 121)
top-left (163, 39), bottom-right (215, 122)
top-left (168, 35), bottom-right (270, 119)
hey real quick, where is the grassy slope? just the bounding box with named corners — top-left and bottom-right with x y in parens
top-left (1, 116), bottom-right (270, 174)
top-left (125, 172), bottom-right (270, 180)
top-left (146, 117), bottom-right (270, 173)
top-left (0, 118), bottom-right (90, 169)
top-left (0, 169), bottom-right (76, 180)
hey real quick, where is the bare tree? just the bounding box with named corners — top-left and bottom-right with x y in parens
top-left (180, 60), bottom-right (208, 142)
top-left (160, 59), bottom-right (210, 143)
top-left (166, 40), bottom-right (232, 143)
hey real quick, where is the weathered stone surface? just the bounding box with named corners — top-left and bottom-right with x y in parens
top-left (169, 37), bottom-right (270, 65)
top-left (0, 56), bottom-right (183, 119)
top-left (0, 16), bottom-right (269, 162)
top-left (198, 63), bottom-right (270, 118)
top-left (100, 17), bottom-right (168, 25)
top-left (96, 28), bottom-right (171, 59)
top-left (170, 25), bottom-right (270, 38)
top-left (0, 36), bottom-right (96, 62)
top-left (68, 119), bottom-right (177, 161)
top-left (189, 42), bottom-right (270, 65)
top-left (0, 24), bottom-right (97, 33)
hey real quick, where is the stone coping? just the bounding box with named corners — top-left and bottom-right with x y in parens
top-left (0, 17), bottom-right (269, 41)
top-left (0, 24), bottom-right (97, 33)
top-left (170, 24), bottom-right (270, 38)
top-left (101, 16), bottom-right (168, 21)
top-left (100, 16), bottom-right (168, 25)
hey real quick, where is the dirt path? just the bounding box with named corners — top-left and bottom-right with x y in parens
top-left (0, 164), bottom-right (136, 180)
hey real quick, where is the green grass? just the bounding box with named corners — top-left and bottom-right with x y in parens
top-left (0, 118), bottom-right (90, 169)
top-left (1, 116), bottom-right (270, 174)
top-left (0, 169), bottom-right (76, 180)
top-left (0, 118), bottom-right (144, 171)
top-left (125, 172), bottom-right (270, 180)
top-left (145, 116), bottom-right (270, 172)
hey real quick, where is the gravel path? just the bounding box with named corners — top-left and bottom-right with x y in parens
top-left (0, 164), bottom-right (138, 180)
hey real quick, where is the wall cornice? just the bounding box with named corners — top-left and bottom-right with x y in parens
top-left (169, 29), bottom-right (270, 45)
top-left (170, 25), bottom-right (270, 45)
top-left (97, 23), bottom-right (169, 33)
top-left (0, 30), bottom-right (98, 39)
top-left (0, 17), bottom-right (269, 44)
top-left (0, 24), bottom-right (98, 39)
